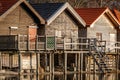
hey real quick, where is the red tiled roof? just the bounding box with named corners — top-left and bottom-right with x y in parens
top-left (75, 8), bottom-right (107, 26)
top-left (0, 0), bottom-right (18, 15)
top-left (113, 9), bottom-right (120, 23)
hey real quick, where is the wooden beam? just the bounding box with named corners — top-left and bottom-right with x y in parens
top-left (0, 52), bottom-right (2, 70)
top-left (18, 52), bottom-right (22, 74)
top-left (64, 53), bottom-right (67, 73)
top-left (36, 53), bottom-right (39, 74)
top-left (49, 53), bottom-right (52, 73)
top-left (78, 53), bottom-right (80, 72)
top-left (30, 53), bottom-right (32, 73)
top-left (52, 53), bottom-right (54, 74)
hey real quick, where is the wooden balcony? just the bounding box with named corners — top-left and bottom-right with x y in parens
top-left (0, 35), bottom-right (91, 51)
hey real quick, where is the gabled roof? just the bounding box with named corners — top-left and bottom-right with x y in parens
top-left (0, 0), bottom-right (45, 24)
top-left (31, 2), bottom-right (86, 26)
top-left (75, 8), bottom-right (120, 26)
top-left (113, 9), bottom-right (120, 23)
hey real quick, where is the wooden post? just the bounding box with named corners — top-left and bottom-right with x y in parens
top-left (49, 53), bottom-right (52, 73)
top-left (36, 53), bottom-right (40, 74)
top-left (30, 53), bottom-right (32, 73)
top-left (52, 53), bottom-right (54, 74)
top-left (80, 53), bottom-right (83, 80)
top-left (9, 53), bottom-right (12, 69)
top-left (78, 53), bottom-right (80, 72)
top-left (80, 53), bottom-right (83, 72)
top-left (28, 35), bottom-right (30, 50)
top-left (64, 53), bottom-right (67, 73)
top-left (0, 52), bottom-right (2, 70)
top-left (64, 37), bottom-right (66, 50)
top-left (45, 53), bottom-right (48, 72)
top-left (75, 53), bottom-right (78, 72)
top-left (36, 35), bottom-right (38, 50)
top-left (45, 35), bottom-right (47, 50)
top-left (18, 52), bottom-right (22, 74)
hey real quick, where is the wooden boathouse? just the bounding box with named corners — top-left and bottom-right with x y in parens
top-left (75, 8), bottom-right (120, 73)
top-left (0, 0), bottom-right (45, 74)
top-left (0, 0), bottom-right (120, 75)
top-left (31, 2), bottom-right (86, 74)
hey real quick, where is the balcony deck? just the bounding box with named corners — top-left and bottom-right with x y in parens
top-left (0, 35), bottom-right (119, 53)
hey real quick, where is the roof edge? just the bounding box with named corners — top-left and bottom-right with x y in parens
top-left (0, 0), bottom-right (45, 24)
top-left (46, 2), bottom-right (86, 26)
top-left (90, 8), bottom-right (120, 27)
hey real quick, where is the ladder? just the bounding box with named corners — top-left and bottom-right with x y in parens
top-left (89, 38), bottom-right (111, 73)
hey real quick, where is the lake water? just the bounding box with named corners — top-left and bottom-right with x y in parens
top-left (0, 73), bottom-right (119, 80)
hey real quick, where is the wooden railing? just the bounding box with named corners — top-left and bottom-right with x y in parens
top-left (0, 35), bottom-right (91, 51)
top-left (106, 41), bottom-right (120, 53)
top-left (0, 35), bottom-right (120, 52)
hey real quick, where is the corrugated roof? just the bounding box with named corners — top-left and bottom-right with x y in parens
top-left (75, 8), bottom-right (107, 25)
top-left (0, 0), bottom-right (18, 15)
top-left (31, 3), bottom-right (64, 20)
top-left (113, 9), bottom-right (120, 23)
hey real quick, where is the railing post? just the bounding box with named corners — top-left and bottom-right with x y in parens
top-left (54, 36), bottom-right (56, 50)
top-left (45, 35), bottom-right (47, 50)
top-left (28, 35), bottom-right (30, 50)
top-left (36, 35), bottom-right (38, 50)
top-left (17, 35), bottom-right (20, 50)
top-left (64, 37), bottom-right (65, 50)
top-left (18, 51), bottom-right (22, 75)
top-left (0, 52), bottom-right (2, 70)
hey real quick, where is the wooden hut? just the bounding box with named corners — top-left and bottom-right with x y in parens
top-left (0, 0), bottom-right (45, 73)
top-left (32, 2), bottom-right (86, 73)
top-left (75, 8), bottom-right (120, 73)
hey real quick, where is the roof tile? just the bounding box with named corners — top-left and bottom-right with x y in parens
top-left (113, 9), bottom-right (120, 23)
top-left (0, 0), bottom-right (18, 15)
top-left (75, 8), bottom-right (106, 25)
top-left (31, 3), bottom-right (64, 20)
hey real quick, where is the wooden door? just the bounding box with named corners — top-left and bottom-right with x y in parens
top-left (28, 26), bottom-right (37, 50)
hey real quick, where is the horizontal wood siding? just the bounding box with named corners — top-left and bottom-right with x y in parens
top-left (87, 14), bottom-right (117, 50)
top-left (45, 11), bottom-right (79, 38)
top-left (0, 5), bottom-right (37, 35)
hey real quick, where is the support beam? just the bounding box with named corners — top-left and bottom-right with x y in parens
top-left (30, 53), bottom-right (32, 73)
top-left (0, 52), bottom-right (2, 70)
top-left (49, 53), bottom-right (52, 73)
top-left (52, 53), bottom-right (54, 74)
top-left (18, 52), bottom-right (22, 74)
top-left (75, 53), bottom-right (77, 72)
top-left (36, 53), bottom-right (40, 74)
top-left (78, 53), bottom-right (80, 72)
top-left (64, 53), bottom-right (67, 73)
top-left (80, 53), bottom-right (83, 72)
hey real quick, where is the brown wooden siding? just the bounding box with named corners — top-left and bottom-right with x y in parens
top-left (0, 5), bottom-right (37, 35)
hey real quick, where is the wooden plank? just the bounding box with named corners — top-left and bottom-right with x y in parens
top-left (78, 53), bottom-right (80, 72)
top-left (18, 52), bottom-right (22, 74)
top-left (49, 53), bottom-right (52, 73)
top-left (64, 53), bottom-right (67, 73)
top-left (0, 52), bottom-right (2, 70)
top-left (64, 51), bottom-right (89, 54)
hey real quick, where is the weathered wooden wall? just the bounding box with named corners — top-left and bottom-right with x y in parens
top-left (38, 10), bottom-right (83, 38)
top-left (87, 14), bottom-right (116, 48)
top-left (0, 5), bottom-right (38, 35)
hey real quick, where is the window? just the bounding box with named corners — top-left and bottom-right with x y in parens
top-left (96, 33), bottom-right (102, 41)
top-left (55, 30), bottom-right (61, 37)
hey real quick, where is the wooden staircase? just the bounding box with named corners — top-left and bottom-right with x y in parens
top-left (89, 39), bottom-right (111, 73)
